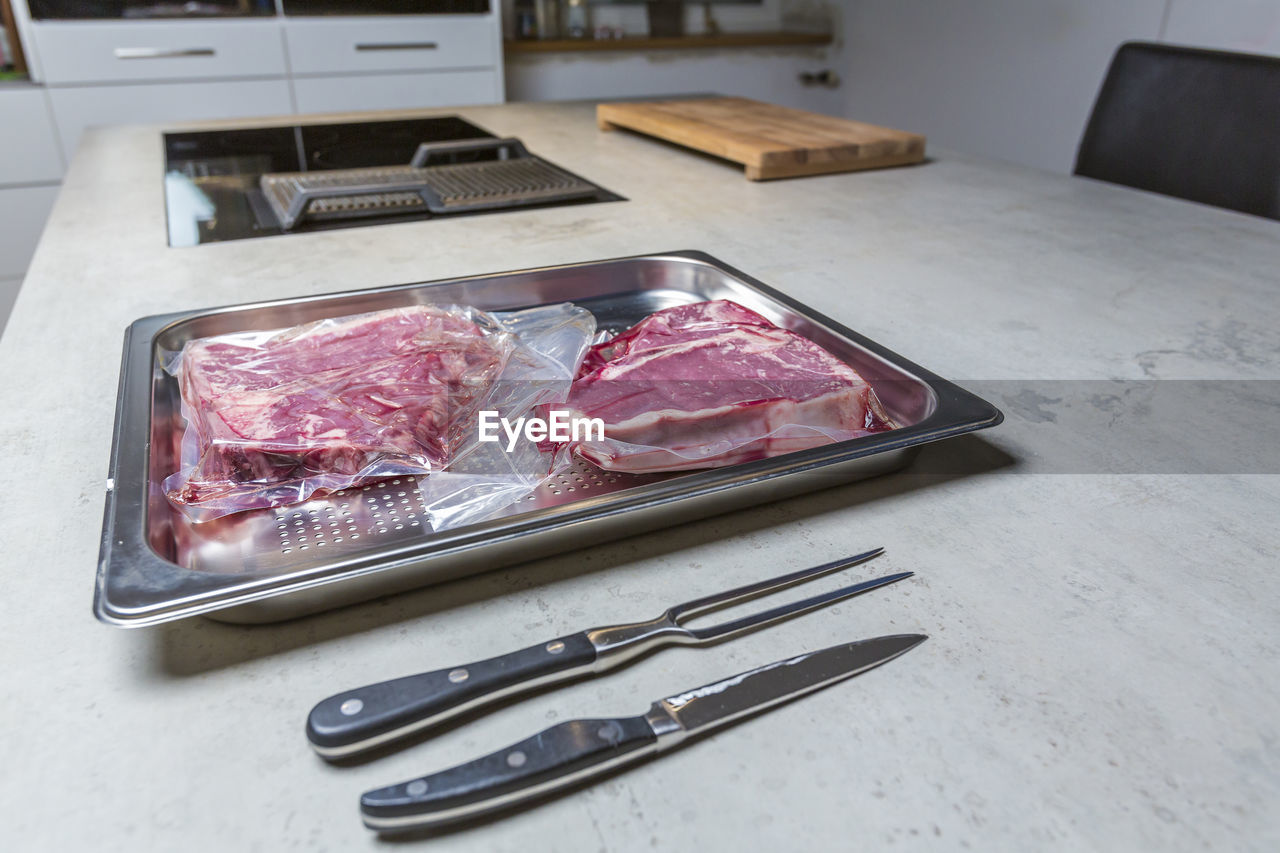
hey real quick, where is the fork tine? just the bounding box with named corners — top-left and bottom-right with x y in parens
top-left (667, 547), bottom-right (885, 622)
top-left (686, 571), bottom-right (914, 643)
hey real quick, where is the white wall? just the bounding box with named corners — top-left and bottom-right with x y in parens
top-left (1163, 0), bottom-right (1280, 52)
top-left (502, 0), bottom-right (848, 114)
top-left (839, 0), bottom-right (1280, 174)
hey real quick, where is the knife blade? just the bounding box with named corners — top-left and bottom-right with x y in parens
top-left (360, 633), bottom-right (926, 832)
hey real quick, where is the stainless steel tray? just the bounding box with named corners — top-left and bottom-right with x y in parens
top-left (96, 252), bottom-right (1002, 626)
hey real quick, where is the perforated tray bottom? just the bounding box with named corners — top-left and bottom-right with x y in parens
top-left (271, 460), bottom-right (644, 554)
top-left (179, 460), bottom-right (666, 575)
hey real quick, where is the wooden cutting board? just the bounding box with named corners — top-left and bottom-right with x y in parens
top-left (597, 96), bottom-right (926, 181)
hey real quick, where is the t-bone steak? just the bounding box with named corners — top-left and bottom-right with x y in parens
top-left (556, 300), bottom-right (895, 473)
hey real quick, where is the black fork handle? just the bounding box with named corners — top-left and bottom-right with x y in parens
top-left (306, 632), bottom-right (597, 758)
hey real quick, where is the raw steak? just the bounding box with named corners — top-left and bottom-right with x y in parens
top-left (165, 305), bottom-right (511, 513)
top-left (557, 300), bottom-right (894, 473)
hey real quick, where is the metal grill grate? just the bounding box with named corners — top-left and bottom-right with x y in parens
top-left (259, 139), bottom-right (598, 230)
top-left (416, 158), bottom-right (598, 212)
top-left (306, 191), bottom-right (426, 218)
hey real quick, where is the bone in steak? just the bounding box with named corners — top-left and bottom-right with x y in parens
top-left (558, 300), bottom-right (894, 473)
top-left (166, 305), bottom-right (510, 514)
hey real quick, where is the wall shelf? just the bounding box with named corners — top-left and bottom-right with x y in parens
top-left (505, 31), bottom-right (832, 54)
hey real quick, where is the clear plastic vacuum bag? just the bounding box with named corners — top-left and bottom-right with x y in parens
top-left (163, 302), bottom-right (595, 524)
top-left (416, 302), bottom-right (596, 531)
top-left (547, 300), bottom-right (897, 475)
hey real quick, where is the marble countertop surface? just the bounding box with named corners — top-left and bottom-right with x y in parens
top-left (1, 100), bottom-right (1277, 852)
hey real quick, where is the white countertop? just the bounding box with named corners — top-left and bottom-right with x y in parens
top-left (1, 101), bottom-right (1278, 852)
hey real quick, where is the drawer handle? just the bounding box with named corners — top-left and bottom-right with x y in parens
top-left (354, 42), bottom-right (439, 52)
top-left (114, 47), bottom-right (217, 60)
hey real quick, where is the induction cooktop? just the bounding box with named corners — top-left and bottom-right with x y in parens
top-left (163, 116), bottom-right (624, 247)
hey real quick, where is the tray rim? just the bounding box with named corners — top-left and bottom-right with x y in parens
top-left (95, 250), bottom-right (1003, 627)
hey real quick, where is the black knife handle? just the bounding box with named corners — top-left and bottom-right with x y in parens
top-left (360, 715), bottom-right (658, 831)
top-left (307, 632), bottom-right (597, 757)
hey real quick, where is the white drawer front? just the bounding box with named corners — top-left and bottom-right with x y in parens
top-left (285, 16), bottom-right (497, 76)
top-left (0, 184), bottom-right (60, 279)
top-left (49, 79), bottom-right (294, 163)
top-left (292, 69), bottom-right (500, 114)
top-left (32, 21), bottom-right (287, 85)
top-left (0, 89), bottom-right (65, 184)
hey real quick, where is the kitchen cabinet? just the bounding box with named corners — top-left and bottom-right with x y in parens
top-left (0, 86), bottom-right (62, 294)
top-left (0, 183), bottom-right (59, 278)
top-left (285, 14), bottom-right (504, 113)
top-left (0, 86), bottom-right (63, 184)
top-left (17, 6), bottom-right (506, 160)
top-left (27, 16), bottom-right (298, 161)
top-left (28, 20), bottom-right (288, 85)
top-left (47, 78), bottom-right (294, 164)
top-left (0, 277), bottom-right (24, 335)
top-left (284, 16), bottom-right (498, 76)
top-left (292, 69), bottom-right (501, 114)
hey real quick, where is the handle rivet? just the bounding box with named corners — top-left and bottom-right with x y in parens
top-left (597, 724), bottom-right (621, 742)
top-left (506, 750), bottom-right (527, 768)
top-left (545, 640), bottom-right (566, 654)
top-left (339, 698), bottom-right (364, 716)
top-left (448, 668), bottom-right (470, 683)
top-left (406, 780), bottom-right (429, 796)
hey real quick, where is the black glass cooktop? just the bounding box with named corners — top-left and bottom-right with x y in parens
top-left (163, 116), bottom-right (623, 247)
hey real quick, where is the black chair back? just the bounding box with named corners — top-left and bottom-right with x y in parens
top-left (1075, 41), bottom-right (1280, 220)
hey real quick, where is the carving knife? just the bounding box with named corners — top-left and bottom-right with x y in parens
top-left (360, 633), bottom-right (926, 832)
